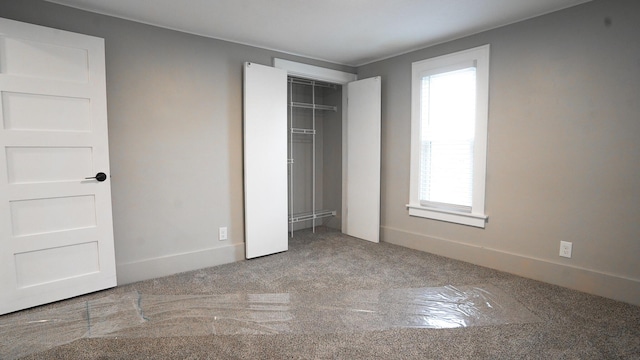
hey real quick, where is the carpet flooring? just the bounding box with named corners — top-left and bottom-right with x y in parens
top-left (3, 227), bottom-right (639, 359)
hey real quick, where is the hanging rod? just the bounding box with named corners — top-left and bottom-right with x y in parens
top-left (290, 102), bottom-right (337, 112)
top-left (288, 209), bottom-right (336, 224)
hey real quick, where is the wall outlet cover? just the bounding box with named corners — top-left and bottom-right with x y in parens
top-left (559, 241), bottom-right (572, 258)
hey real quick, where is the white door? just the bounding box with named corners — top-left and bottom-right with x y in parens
top-left (0, 18), bottom-right (116, 315)
top-left (346, 77), bottom-right (382, 243)
top-left (243, 62), bottom-right (288, 259)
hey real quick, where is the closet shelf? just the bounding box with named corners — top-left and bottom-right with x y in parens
top-left (289, 209), bottom-right (336, 224)
top-left (290, 101), bottom-right (337, 112)
top-left (288, 78), bottom-right (337, 89)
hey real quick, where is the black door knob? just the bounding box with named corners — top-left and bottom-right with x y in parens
top-left (85, 172), bottom-right (107, 182)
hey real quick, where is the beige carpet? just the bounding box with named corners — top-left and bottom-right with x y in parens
top-left (2, 227), bottom-right (639, 359)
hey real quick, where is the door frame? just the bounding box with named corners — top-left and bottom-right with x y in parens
top-left (273, 59), bottom-right (357, 235)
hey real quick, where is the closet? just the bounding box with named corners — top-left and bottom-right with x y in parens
top-left (287, 77), bottom-right (342, 236)
top-left (243, 60), bottom-right (381, 259)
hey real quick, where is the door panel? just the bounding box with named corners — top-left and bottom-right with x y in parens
top-left (0, 18), bottom-right (116, 315)
top-left (10, 195), bottom-right (97, 236)
top-left (0, 36), bottom-right (90, 82)
top-left (6, 147), bottom-right (93, 183)
top-left (243, 62), bottom-right (288, 259)
top-left (15, 242), bottom-right (100, 288)
top-left (2, 92), bottom-right (92, 131)
top-left (346, 77), bottom-right (381, 243)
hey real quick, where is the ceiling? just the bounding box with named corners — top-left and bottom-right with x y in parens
top-left (45, 0), bottom-right (591, 67)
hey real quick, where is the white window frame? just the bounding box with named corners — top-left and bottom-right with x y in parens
top-left (407, 45), bottom-right (490, 228)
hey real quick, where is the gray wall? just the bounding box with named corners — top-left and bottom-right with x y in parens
top-left (358, 0), bottom-right (640, 305)
top-left (1, 0), bottom-right (638, 305)
top-left (0, 0), bottom-right (354, 283)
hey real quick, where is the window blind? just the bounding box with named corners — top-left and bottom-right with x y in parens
top-left (419, 67), bottom-right (476, 210)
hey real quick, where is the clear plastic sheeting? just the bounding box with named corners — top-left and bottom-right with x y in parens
top-left (0, 292), bottom-right (144, 359)
top-left (0, 285), bottom-right (540, 359)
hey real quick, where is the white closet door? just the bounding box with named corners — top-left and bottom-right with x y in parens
top-left (0, 18), bottom-right (116, 314)
top-left (346, 77), bottom-right (381, 243)
top-left (243, 62), bottom-right (288, 259)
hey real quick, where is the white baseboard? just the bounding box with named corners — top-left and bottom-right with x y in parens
top-left (116, 243), bottom-right (245, 285)
top-left (381, 226), bottom-right (640, 306)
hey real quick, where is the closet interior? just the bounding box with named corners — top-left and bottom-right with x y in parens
top-left (287, 77), bottom-right (343, 237)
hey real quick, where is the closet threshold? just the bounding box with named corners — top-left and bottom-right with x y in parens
top-left (290, 102), bottom-right (337, 112)
top-left (288, 209), bottom-right (336, 224)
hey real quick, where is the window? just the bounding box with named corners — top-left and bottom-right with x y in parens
top-left (407, 45), bottom-right (490, 228)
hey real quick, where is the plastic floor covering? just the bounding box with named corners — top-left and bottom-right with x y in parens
top-left (0, 284), bottom-right (540, 359)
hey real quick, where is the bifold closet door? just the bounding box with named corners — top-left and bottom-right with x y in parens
top-left (346, 77), bottom-right (381, 243)
top-left (243, 62), bottom-right (288, 259)
top-left (0, 18), bottom-right (116, 314)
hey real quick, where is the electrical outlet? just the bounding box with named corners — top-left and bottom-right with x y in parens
top-left (559, 241), bottom-right (572, 258)
top-left (219, 227), bottom-right (228, 241)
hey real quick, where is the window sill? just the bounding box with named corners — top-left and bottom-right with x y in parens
top-left (406, 204), bottom-right (487, 228)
